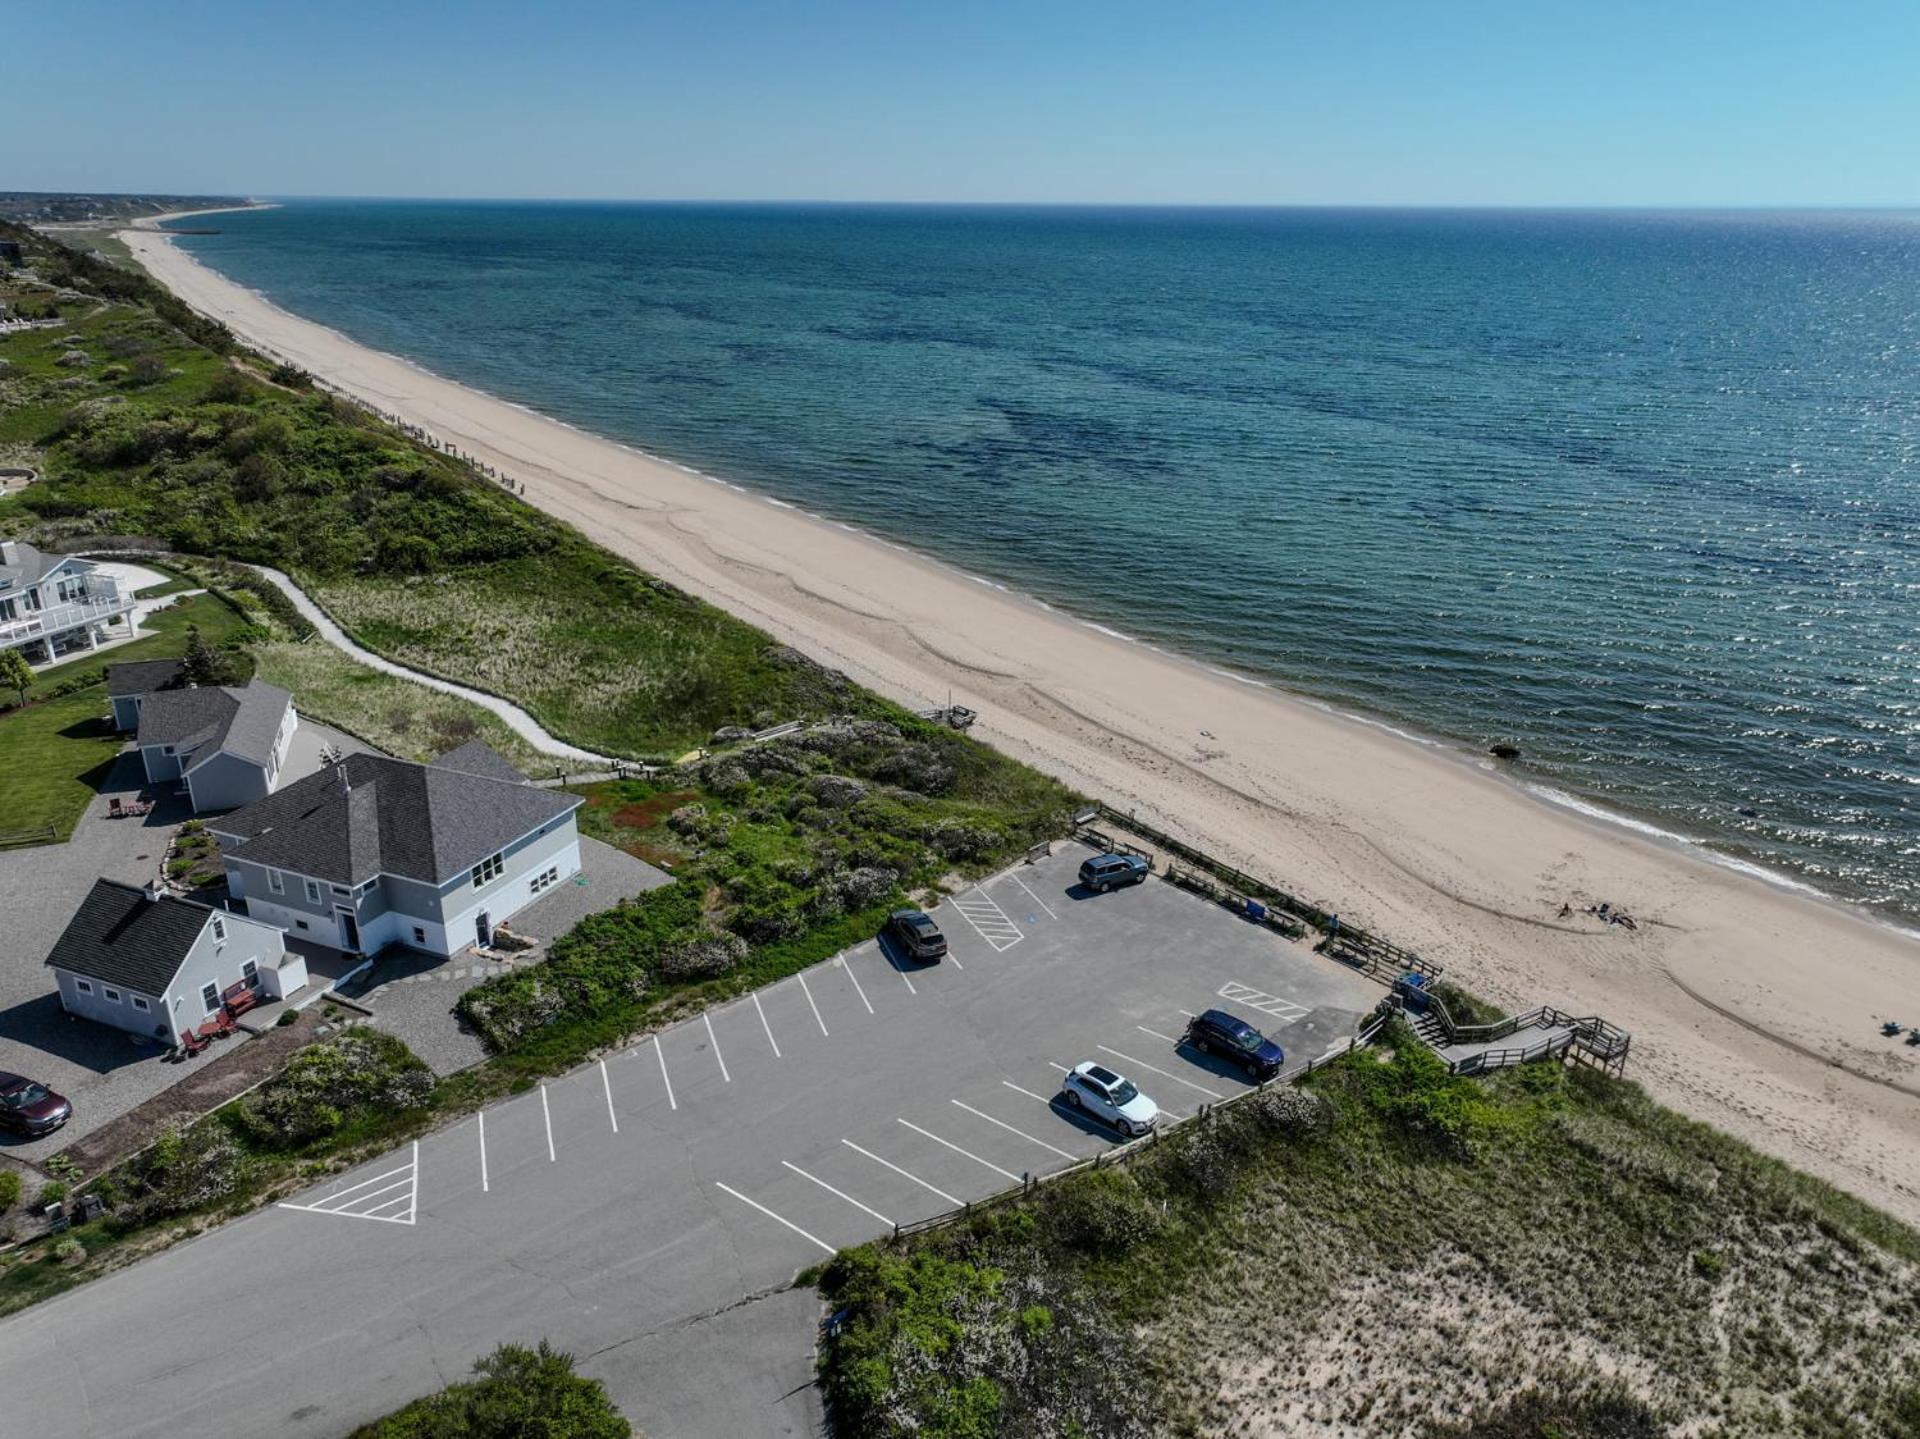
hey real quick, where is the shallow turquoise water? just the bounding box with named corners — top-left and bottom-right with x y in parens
top-left (175, 202), bottom-right (1920, 920)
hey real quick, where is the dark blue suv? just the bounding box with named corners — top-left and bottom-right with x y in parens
top-left (1184, 1009), bottom-right (1285, 1080)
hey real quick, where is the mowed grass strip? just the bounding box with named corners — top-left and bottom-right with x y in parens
top-left (0, 591), bottom-right (252, 840)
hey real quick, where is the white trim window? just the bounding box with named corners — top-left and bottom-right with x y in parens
top-left (411, 926), bottom-right (427, 946)
top-left (241, 958), bottom-right (259, 987)
top-left (304, 878), bottom-right (322, 904)
top-left (103, 986), bottom-right (121, 1004)
top-left (75, 978), bottom-right (94, 996)
top-left (201, 981), bottom-right (220, 1015)
top-left (530, 865), bottom-right (560, 895)
top-left (131, 995), bottom-right (151, 1013)
top-left (267, 869), bottom-right (285, 895)
top-left (211, 916), bottom-right (227, 944)
top-left (471, 852), bottom-right (505, 888)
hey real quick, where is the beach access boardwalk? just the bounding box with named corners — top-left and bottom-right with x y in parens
top-left (1075, 802), bottom-right (1632, 1078)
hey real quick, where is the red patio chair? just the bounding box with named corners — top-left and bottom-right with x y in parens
top-left (178, 1027), bottom-right (209, 1057)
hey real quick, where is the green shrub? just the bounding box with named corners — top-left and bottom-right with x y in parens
top-left (1043, 1169), bottom-right (1162, 1257)
top-left (120, 1121), bottom-right (246, 1223)
top-left (0, 1170), bottom-right (21, 1212)
top-left (348, 1340), bottom-right (630, 1438)
top-left (235, 1030), bottom-right (432, 1148)
top-left (37, 1180), bottom-right (68, 1207)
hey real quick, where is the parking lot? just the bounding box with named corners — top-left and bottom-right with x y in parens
top-left (0, 840), bottom-right (1381, 1439)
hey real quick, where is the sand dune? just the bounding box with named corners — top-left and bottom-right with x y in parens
top-left (122, 219), bottom-right (1920, 1225)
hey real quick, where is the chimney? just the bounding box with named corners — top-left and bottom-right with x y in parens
top-left (144, 878), bottom-right (164, 903)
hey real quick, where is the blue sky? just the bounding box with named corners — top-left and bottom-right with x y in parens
top-left (6, 0), bottom-right (1917, 205)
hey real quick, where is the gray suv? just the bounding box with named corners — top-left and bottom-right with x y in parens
top-left (1078, 853), bottom-right (1149, 892)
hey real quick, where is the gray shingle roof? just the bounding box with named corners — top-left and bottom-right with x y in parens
top-left (44, 878), bottom-right (214, 995)
top-left (211, 745), bottom-right (579, 887)
top-left (430, 739), bottom-right (528, 784)
top-left (136, 680), bottom-right (291, 773)
top-left (106, 658), bottom-right (186, 698)
top-left (0, 539), bottom-right (63, 593)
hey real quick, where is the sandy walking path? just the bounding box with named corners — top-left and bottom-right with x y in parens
top-left (121, 218), bottom-right (1920, 1225)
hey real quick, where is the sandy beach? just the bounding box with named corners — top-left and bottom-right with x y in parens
top-left (121, 218), bottom-right (1920, 1225)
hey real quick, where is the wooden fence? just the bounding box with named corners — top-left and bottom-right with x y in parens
top-left (891, 1014), bottom-right (1391, 1240)
top-left (1079, 802), bottom-right (1443, 987)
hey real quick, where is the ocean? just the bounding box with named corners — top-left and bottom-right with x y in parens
top-left (171, 202), bottom-right (1920, 922)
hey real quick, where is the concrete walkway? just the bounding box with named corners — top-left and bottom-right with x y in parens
top-left (250, 565), bottom-right (621, 766)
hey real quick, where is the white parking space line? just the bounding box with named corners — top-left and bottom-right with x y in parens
top-left (478, 1112), bottom-right (490, 1193)
top-left (704, 1012), bottom-right (732, 1082)
top-left (1003, 1079), bottom-right (1056, 1106)
top-left (714, 1182), bottom-right (836, 1255)
top-left (752, 992), bottom-right (782, 1058)
top-left (797, 973), bottom-right (829, 1036)
top-left (897, 1118), bottom-right (1022, 1183)
top-left (1138, 1025), bottom-right (1183, 1045)
top-left (279, 1141), bottom-right (419, 1226)
top-left (952, 1100), bottom-right (1076, 1160)
top-left (1096, 1043), bottom-right (1226, 1098)
top-left (842, 1139), bottom-right (962, 1207)
top-left (949, 888), bottom-right (1024, 952)
top-left (782, 1160), bottom-right (894, 1227)
top-left (1011, 872), bottom-right (1059, 921)
top-left (600, 1059), bottom-right (619, 1134)
top-left (1047, 1061), bottom-right (1071, 1075)
top-left (887, 951), bottom-right (918, 994)
top-left (654, 1034), bottom-right (677, 1111)
top-left (838, 953), bottom-right (875, 1014)
top-left (1217, 981), bottom-right (1310, 1021)
top-left (541, 1084), bottom-right (557, 1161)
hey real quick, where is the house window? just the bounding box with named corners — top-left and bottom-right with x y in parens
top-left (412, 926), bottom-right (426, 945)
top-left (305, 879), bottom-right (322, 904)
top-left (211, 916), bottom-right (227, 944)
top-left (132, 995), bottom-right (151, 1012)
top-left (295, 918), bottom-right (310, 931)
top-left (268, 869), bottom-right (284, 895)
top-left (201, 982), bottom-right (220, 1015)
top-left (103, 987), bottom-right (121, 1004)
top-left (241, 959), bottom-right (258, 987)
top-left (530, 865), bottom-right (560, 895)
top-left (471, 852), bottom-right (504, 887)
top-left (75, 978), bottom-right (94, 996)
top-left (331, 885), bottom-right (350, 898)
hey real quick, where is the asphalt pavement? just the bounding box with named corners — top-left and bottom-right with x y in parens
top-left (0, 842), bottom-right (1378, 1438)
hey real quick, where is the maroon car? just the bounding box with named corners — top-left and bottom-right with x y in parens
top-left (0, 1071), bottom-right (71, 1138)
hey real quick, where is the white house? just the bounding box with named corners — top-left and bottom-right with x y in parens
top-left (211, 741), bottom-right (584, 958)
top-left (136, 679), bottom-right (298, 814)
top-left (0, 540), bottom-right (135, 668)
top-left (44, 878), bottom-right (305, 1048)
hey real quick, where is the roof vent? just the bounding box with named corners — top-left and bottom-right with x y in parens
top-left (143, 878), bottom-right (164, 903)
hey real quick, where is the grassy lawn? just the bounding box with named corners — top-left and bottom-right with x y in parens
top-left (250, 637), bottom-right (548, 773)
top-left (0, 591), bottom-right (252, 841)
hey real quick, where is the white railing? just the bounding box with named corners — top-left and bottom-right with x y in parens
top-left (0, 587), bottom-right (130, 646)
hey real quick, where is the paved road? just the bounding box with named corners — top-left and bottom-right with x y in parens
top-left (0, 844), bottom-right (1376, 1437)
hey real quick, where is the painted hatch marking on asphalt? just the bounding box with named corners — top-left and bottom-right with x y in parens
top-left (1217, 980), bottom-right (1311, 1021)
top-left (949, 888), bottom-right (1024, 952)
top-left (278, 1141), bottom-right (418, 1226)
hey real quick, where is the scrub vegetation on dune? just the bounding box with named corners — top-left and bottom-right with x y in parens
top-left (820, 1023), bottom-right (1920, 1438)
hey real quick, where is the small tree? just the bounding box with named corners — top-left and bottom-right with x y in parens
top-left (0, 646), bottom-right (33, 707)
top-left (179, 625), bottom-right (232, 687)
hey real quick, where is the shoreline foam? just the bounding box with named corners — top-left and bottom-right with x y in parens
top-left (121, 212), bottom-right (1920, 1225)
